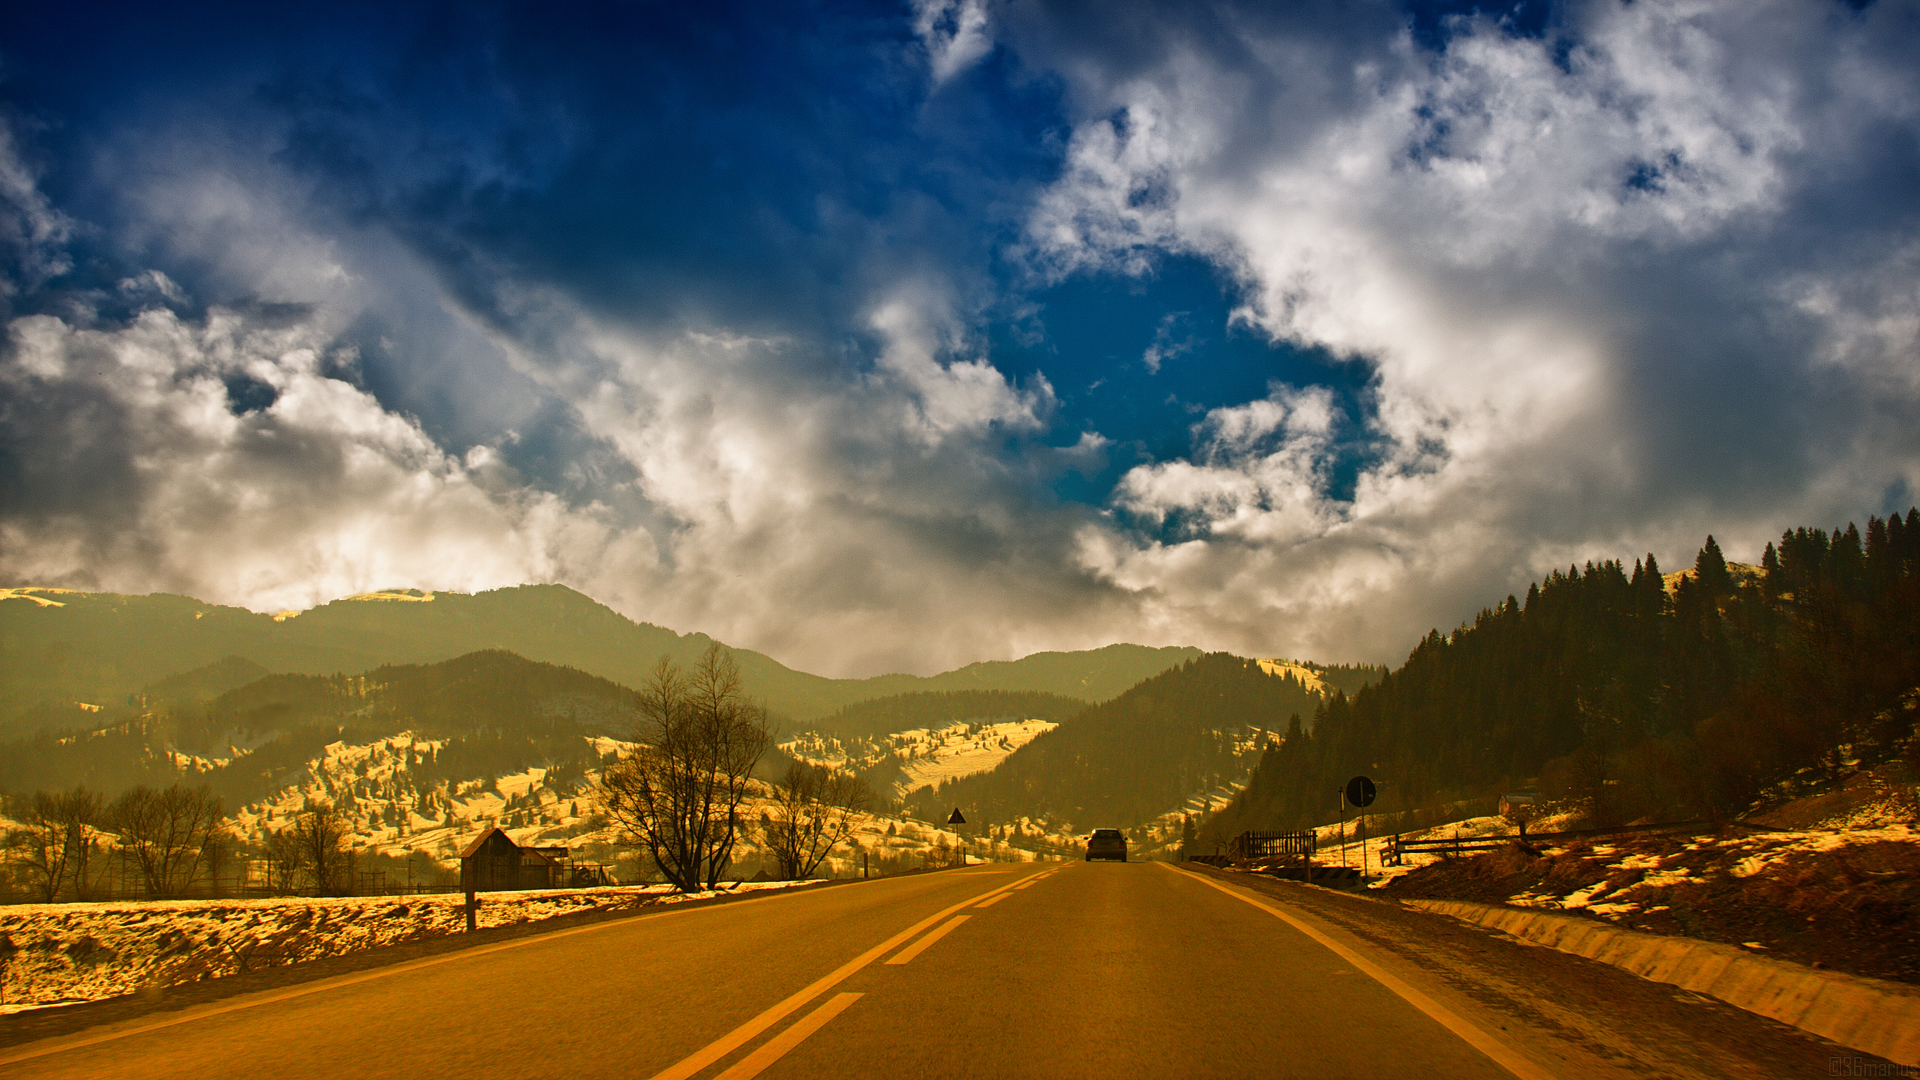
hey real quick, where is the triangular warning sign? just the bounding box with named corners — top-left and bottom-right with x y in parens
top-left (947, 807), bottom-right (967, 825)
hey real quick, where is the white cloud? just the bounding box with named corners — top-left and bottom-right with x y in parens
top-left (0, 305), bottom-right (652, 613)
top-left (0, 123), bottom-right (75, 297)
top-left (1019, 0), bottom-right (1920, 662)
top-left (0, 118), bottom-right (1113, 676)
top-left (1140, 312), bottom-right (1194, 374)
top-left (914, 0), bottom-right (995, 85)
top-left (116, 270), bottom-right (189, 306)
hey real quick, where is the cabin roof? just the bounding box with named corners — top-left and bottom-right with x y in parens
top-left (459, 826), bottom-right (515, 858)
top-left (459, 827), bottom-right (571, 861)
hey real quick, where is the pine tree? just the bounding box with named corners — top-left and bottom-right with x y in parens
top-left (1696, 535), bottom-right (1733, 598)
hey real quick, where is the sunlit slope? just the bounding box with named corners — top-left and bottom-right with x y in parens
top-left (0, 648), bottom-right (644, 806)
top-left (803, 689), bottom-right (1090, 742)
top-left (0, 585), bottom-right (1202, 734)
top-left (0, 649), bottom-right (1091, 875)
top-left (907, 653), bottom-right (1330, 832)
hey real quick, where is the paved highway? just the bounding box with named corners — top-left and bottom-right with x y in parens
top-left (0, 862), bottom-right (1863, 1078)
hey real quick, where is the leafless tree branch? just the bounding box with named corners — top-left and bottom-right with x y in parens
top-left (599, 644), bottom-right (772, 892)
top-left (761, 761), bottom-right (872, 880)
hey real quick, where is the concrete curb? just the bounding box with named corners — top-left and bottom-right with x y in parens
top-left (1407, 899), bottom-right (1920, 1066)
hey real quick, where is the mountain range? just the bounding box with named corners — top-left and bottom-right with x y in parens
top-left (0, 584), bottom-right (1202, 738)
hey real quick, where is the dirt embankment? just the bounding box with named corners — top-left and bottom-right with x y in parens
top-left (1378, 764), bottom-right (1920, 985)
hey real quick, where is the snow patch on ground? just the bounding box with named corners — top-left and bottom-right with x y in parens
top-left (0, 880), bottom-right (815, 1013)
top-left (782, 719), bottom-right (1058, 798)
top-left (1255, 659), bottom-right (1327, 694)
top-left (892, 720), bottom-right (1056, 793)
top-left (1376, 815), bottom-right (1916, 922)
top-left (1719, 823), bottom-right (1914, 879)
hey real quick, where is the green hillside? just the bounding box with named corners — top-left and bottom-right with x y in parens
top-left (891, 645), bottom-right (1204, 706)
top-left (0, 585), bottom-right (1203, 736)
top-left (0, 650), bottom-right (643, 809)
top-left (905, 653), bottom-right (1328, 831)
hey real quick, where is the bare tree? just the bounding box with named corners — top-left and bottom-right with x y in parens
top-left (6, 788), bottom-right (101, 902)
top-left (201, 825), bottom-right (237, 896)
top-left (262, 826), bottom-right (308, 894)
top-left (599, 644), bottom-right (772, 892)
top-left (761, 762), bottom-right (872, 880)
top-left (65, 789), bottom-right (104, 900)
top-left (292, 803), bottom-right (353, 896)
top-left (112, 784), bottom-right (224, 898)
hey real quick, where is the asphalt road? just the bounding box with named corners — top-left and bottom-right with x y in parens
top-left (0, 862), bottom-right (1868, 1079)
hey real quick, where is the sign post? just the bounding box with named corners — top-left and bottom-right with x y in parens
top-left (1345, 776), bottom-right (1377, 879)
top-left (947, 807), bottom-right (967, 868)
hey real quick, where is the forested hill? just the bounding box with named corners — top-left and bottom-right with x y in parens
top-left (0, 585), bottom-right (1201, 736)
top-left (1310, 663), bottom-right (1388, 700)
top-left (1210, 510), bottom-right (1920, 840)
top-left (905, 653), bottom-right (1327, 831)
top-left (0, 650), bottom-right (642, 809)
top-left (807, 690), bottom-right (1090, 741)
top-left (900, 645), bottom-right (1204, 706)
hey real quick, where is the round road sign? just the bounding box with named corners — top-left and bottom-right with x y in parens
top-left (1345, 775), bottom-right (1377, 809)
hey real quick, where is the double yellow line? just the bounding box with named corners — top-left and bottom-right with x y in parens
top-left (651, 866), bottom-right (1060, 1080)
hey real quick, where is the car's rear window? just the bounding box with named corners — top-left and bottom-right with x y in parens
top-left (1092, 830), bottom-right (1123, 839)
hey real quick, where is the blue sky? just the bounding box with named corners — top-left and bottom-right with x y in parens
top-left (2, 1), bottom-right (1917, 676)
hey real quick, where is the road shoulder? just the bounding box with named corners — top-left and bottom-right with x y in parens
top-left (1173, 862), bottom-right (1893, 1080)
top-left (0, 879), bottom-right (852, 1051)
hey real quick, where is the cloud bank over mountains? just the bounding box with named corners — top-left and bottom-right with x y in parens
top-left (1, 1), bottom-right (1916, 677)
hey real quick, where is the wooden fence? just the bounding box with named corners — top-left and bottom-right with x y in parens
top-left (1384, 819), bottom-right (1716, 865)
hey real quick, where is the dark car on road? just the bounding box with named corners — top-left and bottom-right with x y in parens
top-left (1085, 829), bottom-right (1128, 862)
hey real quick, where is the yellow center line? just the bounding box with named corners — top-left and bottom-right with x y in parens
top-left (974, 893), bottom-right (1011, 908)
top-left (883, 915), bottom-right (970, 965)
top-left (646, 872), bottom-right (1034, 1080)
top-left (1168, 865), bottom-right (1559, 1080)
top-left (712, 993), bottom-right (864, 1080)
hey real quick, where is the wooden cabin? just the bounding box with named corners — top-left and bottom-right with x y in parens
top-left (458, 827), bottom-right (570, 892)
